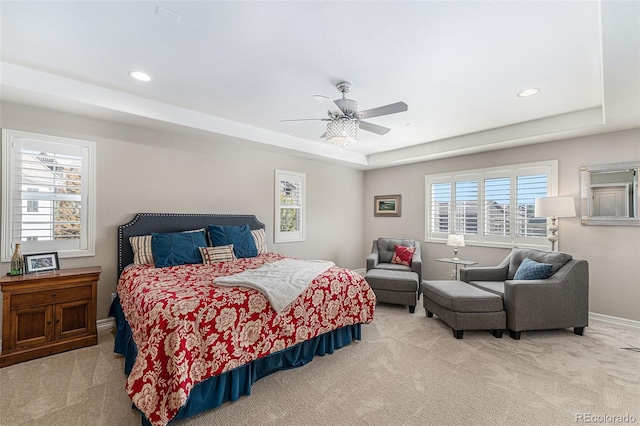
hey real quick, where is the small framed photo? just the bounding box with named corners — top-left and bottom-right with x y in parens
top-left (24, 252), bottom-right (60, 274)
top-left (374, 194), bottom-right (402, 217)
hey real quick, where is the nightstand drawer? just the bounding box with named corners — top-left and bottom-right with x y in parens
top-left (10, 285), bottom-right (92, 309)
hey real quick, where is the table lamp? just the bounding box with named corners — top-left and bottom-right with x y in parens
top-left (446, 234), bottom-right (465, 261)
top-left (534, 196), bottom-right (576, 251)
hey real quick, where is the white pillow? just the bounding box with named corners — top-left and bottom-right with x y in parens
top-left (251, 228), bottom-right (268, 255)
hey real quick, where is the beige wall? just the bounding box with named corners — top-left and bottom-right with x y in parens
top-left (364, 128), bottom-right (640, 321)
top-left (1, 100), bottom-right (638, 327)
top-left (0, 101), bottom-right (366, 327)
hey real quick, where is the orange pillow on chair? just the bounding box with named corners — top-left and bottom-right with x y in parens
top-left (391, 245), bottom-right (416, 266)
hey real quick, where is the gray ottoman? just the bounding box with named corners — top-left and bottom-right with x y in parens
top-left (365, 269), bottom-right (419, 313)
top-left (421, 280), bottom-right (506, 339)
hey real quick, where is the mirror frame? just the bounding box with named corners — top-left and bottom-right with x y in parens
top-left (580, 161), bottom-right (640, 226)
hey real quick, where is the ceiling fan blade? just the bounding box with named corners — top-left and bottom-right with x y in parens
top-left (359, 121), bottom-right (391, 135)
top-left (313, 95), bottom-right (345, 117)
top-left (359, 102), bottom-right (408, 119)
top-left (279, 118), bottom-right (329, 122)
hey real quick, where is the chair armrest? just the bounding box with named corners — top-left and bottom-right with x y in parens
top-left (366, 252), bottom-right (379, 271)
top-left (411, 257), bottom-right (422, 283)
top-left (460, 264), bottom-right (508, 282)
top-left (503, 259), bottom-right (589, 332)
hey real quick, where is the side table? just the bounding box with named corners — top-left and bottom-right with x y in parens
top-left (436, 258), bottom-right (478, 280)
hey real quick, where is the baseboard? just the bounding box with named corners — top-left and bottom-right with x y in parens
top-left (97, 317), bottom-right (116, 333)
top-left (352, 268), bottom-right (366, 277)
top-left (589, 312), bottom-right (640, 330)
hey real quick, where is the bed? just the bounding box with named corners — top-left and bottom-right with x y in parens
top-left (109, 213), bottom-right (376, 426)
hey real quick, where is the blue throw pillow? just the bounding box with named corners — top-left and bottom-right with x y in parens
top-left (151, 231), bottom-right (208, 268)
top-left (208, 224), bottom-right (258, 258)
top-left (513, 257), bottom-right (553, 280)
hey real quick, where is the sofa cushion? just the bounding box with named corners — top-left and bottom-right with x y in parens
top-left (391, 245), bottom-right (415, 266)
top-left (365, 269), bottom-right (419, 292)
top-left (421, 280), bottom-right (503, 313)
top-left (377, 238), bottom-right (416, 264)
top-left (513, 257), bottom-right (553, 280)
top-left (467, 281), bottom-right (505, 297)
top-left (374, 263), bottom-right (413, 273)
top-left (507, 248), bottom-right (572, 279)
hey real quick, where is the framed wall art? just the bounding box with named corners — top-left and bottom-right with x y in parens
top-left (374, 194), bottom-right (402, 217)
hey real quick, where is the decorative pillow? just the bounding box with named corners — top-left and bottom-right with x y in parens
top-left (391, 245), bottom-right (416, 266)
top-left (130, 235), bottom-right (153, 265)
top-left (199, 245), bottom-right (236, 264)
top-left (208, 224), bottom-right (258, 258)
top-left (251, 228), bottom-right (268, 255)
top-left (130, 228), bottom-right (207, 265)
top-left (151, 230), bottom-right (208, 268)
top-left (508, 247), bottom-right (572, 279)
top-left (513, 257), bottom-right (553, 280)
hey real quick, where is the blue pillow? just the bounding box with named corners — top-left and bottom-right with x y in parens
top-left (513, 257), bottom-right (553, 280)
top-left (208, 224), bottom-right (258, 258)
top-left (151, 231), bottom-right (208, 268)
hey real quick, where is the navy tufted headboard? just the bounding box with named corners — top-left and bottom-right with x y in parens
top-left (117, 213), bottom-right (265, 276)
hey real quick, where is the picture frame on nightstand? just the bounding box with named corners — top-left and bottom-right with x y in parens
top-left (24, 252), bottom-right (60, 274)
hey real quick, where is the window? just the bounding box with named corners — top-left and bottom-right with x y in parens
top-left (2, 129), bottom-right (96, 261)
top-left (274, 169), bottom-right (306, 243)
top-left (425, 161), bottom-right (557, 248)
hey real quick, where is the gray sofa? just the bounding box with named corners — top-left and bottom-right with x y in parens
top-left (460, 247), bottom-right (589, 339)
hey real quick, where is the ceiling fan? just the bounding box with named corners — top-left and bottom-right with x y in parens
top-left (281, 81), bottom-right (408, 147)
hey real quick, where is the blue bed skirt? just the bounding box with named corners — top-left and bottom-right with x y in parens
top-left (109, 297), bottom-right (362, 425)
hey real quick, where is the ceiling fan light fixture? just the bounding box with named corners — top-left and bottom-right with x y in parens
top-left (326, 119), bottom-right (359, 148)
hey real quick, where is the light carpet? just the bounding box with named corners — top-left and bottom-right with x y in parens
top-left (1, 302), bottom-right (639, 426)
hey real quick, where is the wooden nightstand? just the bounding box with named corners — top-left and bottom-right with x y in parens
top-left (0, 266), bottom-right (101, 368)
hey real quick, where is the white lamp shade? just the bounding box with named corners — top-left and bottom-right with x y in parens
top-left (534, 196), bottom-right (576, 218)
top-left (446, 234), bottom-right (465, 247)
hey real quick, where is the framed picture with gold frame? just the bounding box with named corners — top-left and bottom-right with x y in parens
top-left (374, 194), bottom-right (401, 217)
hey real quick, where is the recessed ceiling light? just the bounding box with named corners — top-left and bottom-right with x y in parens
top-left (518, 88), bottom-right (540, 97)
top-left (129, 71), bottom-right (152, 82)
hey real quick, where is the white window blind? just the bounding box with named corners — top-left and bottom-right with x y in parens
top-left (455, 180), bottom-right (478, 235)
top-left (274, 169), bottom-right (306, 243)
top-left (484, 177), bottom-right (511, 237)
top-left (516, 174), bottom-right (548, 237)
top-left (425, 161), bottom-right (557, 248)
top-left (430, 182), bottom-right (450, 234)
top-left (2, 129), bottom-right (96, 261)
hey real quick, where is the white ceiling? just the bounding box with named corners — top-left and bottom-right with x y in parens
top-left (1, 1), bottom-right (639, 169)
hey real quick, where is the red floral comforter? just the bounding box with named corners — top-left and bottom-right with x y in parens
top-left (117, 253), bottom-right (376, 425)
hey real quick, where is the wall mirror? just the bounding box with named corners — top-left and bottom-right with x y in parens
top-left (580, 161), bottom-right (639, 226)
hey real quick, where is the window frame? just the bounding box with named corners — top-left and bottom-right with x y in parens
top-left (274, 169), bottom-right (306, 243)
top-left (425, 160), bottom-right (558, 249)
top-left (1, 129), bottom-right (96, 261)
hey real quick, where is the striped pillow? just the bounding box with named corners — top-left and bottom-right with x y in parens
top-left (130, 235), bottom-right (153, 265)
top-left (200, 245), bottom-right (236, 264)
top-left (251, 228), bottom-right (268, 255)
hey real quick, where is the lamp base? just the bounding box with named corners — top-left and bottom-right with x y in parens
top-left (547, 217), bottom-right (559, 251)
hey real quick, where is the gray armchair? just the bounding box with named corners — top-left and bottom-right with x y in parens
top-left (460, 247), bottom-right (589, 339)
top-left (366, 238), bottom-right (422, 282)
